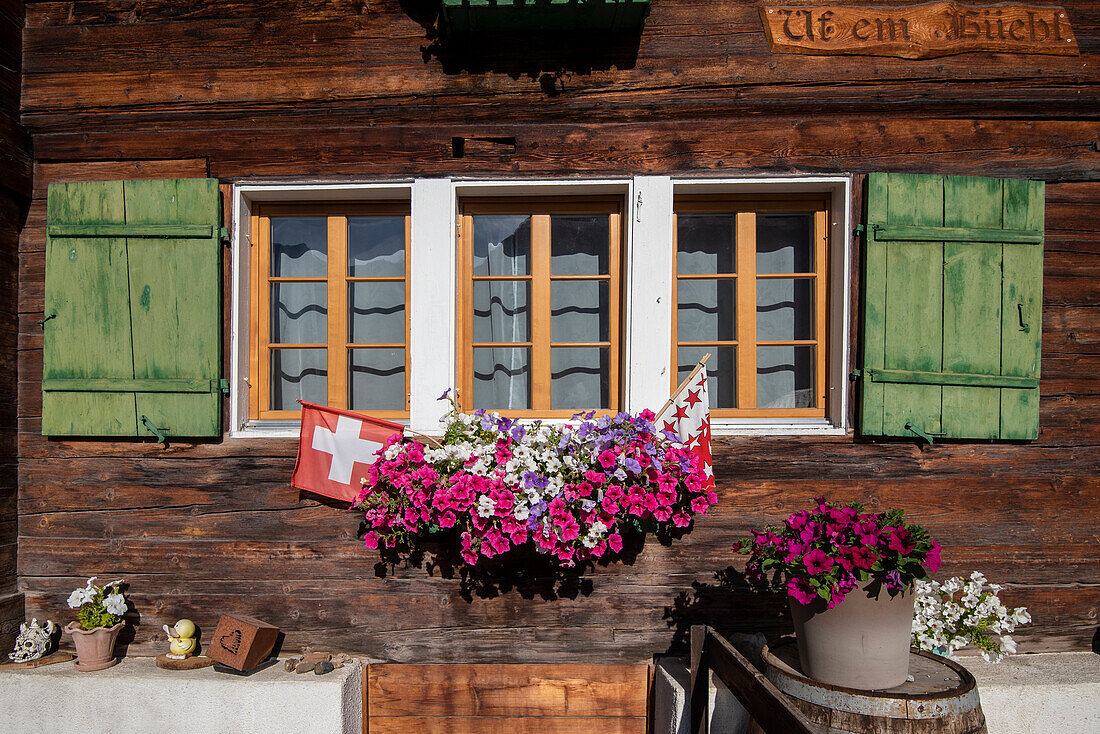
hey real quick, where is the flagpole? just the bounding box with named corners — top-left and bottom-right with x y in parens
top-left (654, 352), bottom-right (711, 422)
top-left (404, 427), bottom-right (443, 449)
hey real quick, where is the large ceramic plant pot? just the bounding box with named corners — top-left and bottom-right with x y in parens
top-left (65, 621), bottom-right (124, 671)
top-left (789, 586), bottom-right (915, 690)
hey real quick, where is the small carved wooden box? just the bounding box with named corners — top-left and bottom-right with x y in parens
top-left (206, 614), bottom-right (280, 671)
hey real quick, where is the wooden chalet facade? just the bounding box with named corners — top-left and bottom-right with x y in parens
top-left (1, 0), bottom-right (1098, 672)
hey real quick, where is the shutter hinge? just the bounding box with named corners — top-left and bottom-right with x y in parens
top-left (219, 227), bottom-right (230, 247)
top-left (849, 369), bottom-right (862, 381)
top-left (219, 378), bottom-right (230, 395)
top-left (904, 421), bottom-right (945, 446)
top-left (854, 224), bottom-right (865, 237)
top-left (140, 415), bottom-right (169, 444)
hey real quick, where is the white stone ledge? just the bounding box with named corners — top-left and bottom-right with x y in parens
top-left (0, 657), bottom-right (363, 734)
top-left (962, 652), bottom-right (1100, 734)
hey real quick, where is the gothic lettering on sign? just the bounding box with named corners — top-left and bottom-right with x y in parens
top-left (760, 3), bottom-right (1078, 58)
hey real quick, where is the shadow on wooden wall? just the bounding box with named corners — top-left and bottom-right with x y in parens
top-left (399, 0), bottom-right (643, 94)
top-left (663, 566), bottom-right (792, 658)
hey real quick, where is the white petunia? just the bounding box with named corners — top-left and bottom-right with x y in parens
top-left (476, 495), bottom-right (495, 518)
top-left (103, 593), bottom-right (128, 616)
top-left (67, 588), bottom-right (91, 609)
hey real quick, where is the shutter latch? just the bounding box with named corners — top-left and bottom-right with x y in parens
top-left (140, 415), bottom-right (169, 444)
top-left (36, 313), bottom-right (57, 327)
top-left (849, 369), bottom-right (862, 381)
top-left (904, 421), bottom-right (944, 446)
top-left (219, 227), bottom-right (230, 247)
top-left (1017, 303), bottom-right (1030, 333)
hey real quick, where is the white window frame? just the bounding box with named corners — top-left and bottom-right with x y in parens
top-left (229, 176), bottom-right (851, 438)
top-left (669, 176), bottom-right (852, 435)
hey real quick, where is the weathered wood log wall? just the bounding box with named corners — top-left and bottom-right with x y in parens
top-left (15, 0), bottom-right (1100, 660)
top-left (1, 0), bottom-right (29, 655)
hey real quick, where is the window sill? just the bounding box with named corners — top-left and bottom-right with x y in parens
top-left (230, 418), bottom-right (411, 440)
top-left (230, 417), bottom-right (847, 439)
top-left (711, 419), bottom-right (848, 436)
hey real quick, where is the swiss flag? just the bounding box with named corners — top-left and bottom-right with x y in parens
top-left (291, 401), bottom-right (405, 503)
top-left (660, 366), bottom-right (715, 490)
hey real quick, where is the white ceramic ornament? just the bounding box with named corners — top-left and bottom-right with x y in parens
top-left (8, 618), bottom-right (57, 663)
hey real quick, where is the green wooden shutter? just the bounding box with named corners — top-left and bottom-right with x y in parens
top-left (42, 178), bottom-right (222, 438)
top-left (859, 173), bottom-right (1043, 441)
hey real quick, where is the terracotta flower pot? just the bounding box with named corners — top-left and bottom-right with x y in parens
top-left (789, 585), bottom-right (915, 690)
top-left (65, 621), bottom-right (124, 671)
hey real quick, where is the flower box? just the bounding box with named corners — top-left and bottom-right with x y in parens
top-left (355, 397), bottom-right (714, 572)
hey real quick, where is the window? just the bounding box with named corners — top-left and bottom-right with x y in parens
top-left (673, 196), bottom-right (829, 418)
top-left (456, 198), bottom-right (623, 416)
top-left (249, 203), bottom-right (411, 420)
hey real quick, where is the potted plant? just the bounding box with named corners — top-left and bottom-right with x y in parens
top-left (737, 498), bottom-right (941, 690)
top-left (913, 571), bottom-right (1031, 662)
top-left (64, 577), bottom-right (128, 671)
top-left (355, 393), bottom-right (716, 570)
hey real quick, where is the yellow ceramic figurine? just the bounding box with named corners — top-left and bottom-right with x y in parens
top-left (163, 619), bottom-right (198, 660)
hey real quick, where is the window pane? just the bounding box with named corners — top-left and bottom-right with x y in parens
top-left (551, 215), bottom-right (609, 275)
top-left (551, 281), bottom-right (608, 343)
top-left (473, 347), bottom-right (530, 410)
top-left (473, 281), bottom-right (530, 343)
top-left (757, 213), bottom-right (813, 274)
top-left (757, 279), bottom-right (814, 341)
top-left (758, 345), bottom-right (815, 409)
top-left (551, 348), bottom-right (609, 409)
top-left (349, 348), bottom-right (405, 411)
top-left (472, 215), bottom-right (531, 277)
top-left (271, 283), bottom-right (326, 344)
top-left (271, 348), bottom-right (326, 410)
top-left (348, 215), bottom-right (404, 277)
top-left (677, 346), bottom-right (736, 409)
top-left (677, 213), bottom-right (735, 275)
top-left (349, 282), bottom-right (405, 344)
top-left (677, 279), bottom-right (735, 342)
top-left (271, 217), bottom-right (326, 277)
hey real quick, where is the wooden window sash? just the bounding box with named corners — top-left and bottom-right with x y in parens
top-left (457, 199), bottom-right (622, 417)
top-left (673, 197), bottom-right (829, 419)
top-left (251, 204), bottom-right (410, 422)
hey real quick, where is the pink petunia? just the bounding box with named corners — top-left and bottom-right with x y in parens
top-left (803, 548), bottom-right (834, 575)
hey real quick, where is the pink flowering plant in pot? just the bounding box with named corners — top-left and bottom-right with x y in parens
top-left (737, 498), bottom-right (942, 690)
top-left (354, 392), bottom-right (715, 571)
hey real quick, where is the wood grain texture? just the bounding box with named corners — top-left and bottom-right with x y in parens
top-left (11, 0), bottom-right (1100, 663)
top-left (368, 664), bottom-right (649, 717)
top-left (365, 663), bottom-right (648, 733)
top-left (1, 0), bottom-right (26, 657)
top-left (366, 717), bottom-right (647, 734)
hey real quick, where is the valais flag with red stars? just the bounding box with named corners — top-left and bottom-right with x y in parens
top-left (291, 401), bottom-right (405, 503)
top-left (660, 366), bottom-right (715, 490)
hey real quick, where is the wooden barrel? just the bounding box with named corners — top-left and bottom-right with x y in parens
top-left (747, 639), bottom-right (986, 734)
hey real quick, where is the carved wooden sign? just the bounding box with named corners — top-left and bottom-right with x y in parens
top-left (760, 3), bottom-right (1078, 58)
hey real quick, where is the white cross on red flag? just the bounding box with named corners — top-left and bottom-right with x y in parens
top-left (659, 365), bottom-right (715, 490)
top-left (291, 401), bottom-right (405, 503)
